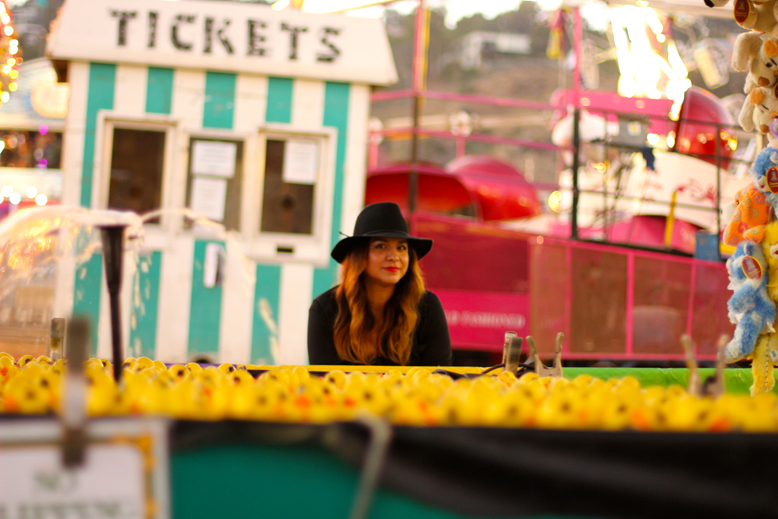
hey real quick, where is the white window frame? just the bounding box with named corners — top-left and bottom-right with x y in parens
top-left (246, 124), bottom-right (337, 266)
top-left (182, 130), bottom-right (250, 238)
top-left (95, 113), bottom-right (337, 265)
top-left (95, 112), bottom-right (177, 231)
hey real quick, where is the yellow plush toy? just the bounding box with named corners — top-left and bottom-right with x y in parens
top-left (751, 335), bottom-right (776, 395)
top-left (756, 220), bottom-right (778, 394)
top-left (761, 220), bottom-right (778, 301)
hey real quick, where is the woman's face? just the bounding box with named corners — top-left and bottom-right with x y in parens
top-left (364, 238), bottom-right (409, 287)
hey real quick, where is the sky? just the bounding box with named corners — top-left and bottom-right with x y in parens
top-left (300, 0), bottom-right (529, 27)
top-left (303, 0), bottom-right (615, 34)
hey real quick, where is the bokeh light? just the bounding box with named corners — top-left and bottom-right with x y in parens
top-left (548, 190), bottom-right (563, 213)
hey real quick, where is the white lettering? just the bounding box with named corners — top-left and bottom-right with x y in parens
top-left (448, 311), bottom-right (526, 330)
top-left (444, 310), bottom-right (459, 326)
top-left (111, 10), bottom-right (341, 63)
top-left (49, 0), bottom-right (399, 87)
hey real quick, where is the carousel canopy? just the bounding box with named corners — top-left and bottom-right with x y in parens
top-left (366, 156), bottom-right (542, 221)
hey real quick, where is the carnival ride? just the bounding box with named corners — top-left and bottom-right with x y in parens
top-left (364, 0), bottom-right (753, 363)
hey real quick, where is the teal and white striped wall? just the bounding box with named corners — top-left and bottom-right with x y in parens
top-left (55, 61), bottom-right (370, 365)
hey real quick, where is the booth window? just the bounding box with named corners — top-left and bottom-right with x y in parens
top-left (185, 138), bottom-right (243, 232)
top-left (260, 138), bottom-right (320, 235)
top-left (108, 128), bottom-right (165, 216)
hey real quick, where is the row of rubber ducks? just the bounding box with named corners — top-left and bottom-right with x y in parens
top-left (1, 352), bottom-right (777, 431)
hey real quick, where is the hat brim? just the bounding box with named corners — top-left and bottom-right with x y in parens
top-left (331, 233), bottom-right (433, 264)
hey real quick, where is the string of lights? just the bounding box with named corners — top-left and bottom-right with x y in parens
top-left (0, 0), bottom-right (20, 105)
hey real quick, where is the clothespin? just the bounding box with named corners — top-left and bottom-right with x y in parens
top-left (501, 331), bottom-right (522, 375)
top-left (681, 334), bottom-right (701, 397)
top-left (526, 332), bottom-right (564, 378)
top-left (49, 318), bottom-right (65, 361)
top-left (702, 335), bottom-right (729, 398)
top-left (61, 317), bottom-right (89, 468)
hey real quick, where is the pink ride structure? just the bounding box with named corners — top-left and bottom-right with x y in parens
top-left (365, 1), bottom-right (738, 362)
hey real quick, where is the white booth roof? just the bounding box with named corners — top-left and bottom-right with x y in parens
top-left (46, 0), bottom-right (398, 86)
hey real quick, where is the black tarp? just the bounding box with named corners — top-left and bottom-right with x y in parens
top-left (171, 420), bottom-right (778, 519)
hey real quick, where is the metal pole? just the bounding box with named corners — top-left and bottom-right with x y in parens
top-left (99, 225), bottom-right (127, 381)
top-left (409, 97), bottom-right (420, 215)
top-left (570, 7), bottom-right (582, 240)
top-left (603, 113), bottom-right (609, 241)
top-left (573, 7), bottom-right (582, 109)
top-left (571, 108), bottom-right (580, 240)
top-left (409, 0), bottom-right (427, 216)
top-left (715, 124), bottom-right (722, 261)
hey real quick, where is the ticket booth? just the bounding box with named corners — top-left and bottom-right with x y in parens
top-left (46, 0), bottom-right (397, 365)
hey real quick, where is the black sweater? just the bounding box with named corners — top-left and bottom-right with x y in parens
top-left (307, 287), bottom-right (452, 366)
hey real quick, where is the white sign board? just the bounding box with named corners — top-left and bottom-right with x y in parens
top-left (192, 141), bottom-right (237, 178)
top-left (46, 0), bottom-right (398, 86)
top-left (0, 418), bottom-right (170, 519)
top-left (190, 176), bottom-right (228, 221)
top-left (625, 150), bottom-right (726, 229)
top-left (283, 140), bottom-right (318, 185)
top-left (0, 445), bottom-right (145, 518)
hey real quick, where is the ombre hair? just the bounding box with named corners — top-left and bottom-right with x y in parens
top-left (333, 239), bottom-right (426, 365)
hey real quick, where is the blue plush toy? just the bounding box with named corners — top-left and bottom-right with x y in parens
top-left (750, 145), bottom-right (778, 211)
top-left (725, 240), bottom-right (776, 363)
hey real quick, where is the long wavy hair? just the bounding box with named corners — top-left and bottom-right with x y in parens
top-left (333, 239), bottom-right (426, 365)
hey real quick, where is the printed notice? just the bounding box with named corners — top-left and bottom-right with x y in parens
top-left (192, 141), bottom-right (237, 178)
top-left (282, 140), bottom-right (318, 185)
top-left (0, 444), bottom-right (145, 519)
top-left (190, 177), bottom-right (228, 222)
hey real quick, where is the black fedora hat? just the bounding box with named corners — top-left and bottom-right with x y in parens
top-left (331, 202), bottom-right (433, 263)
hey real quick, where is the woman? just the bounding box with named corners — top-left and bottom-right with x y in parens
top-left (308, 202), bottom-right (452, 366)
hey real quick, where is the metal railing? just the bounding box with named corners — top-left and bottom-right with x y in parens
top-left (369, 87), bottom-right (754, 259)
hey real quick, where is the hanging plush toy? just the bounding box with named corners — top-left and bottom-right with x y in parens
top-left (738, 83), bottom-right (778, 134)
top-left (732, 31), bottom-right (778, 93)
top-left (723, 146), bottom-right (778, 247)
top-left (724, 240), bottom-right (776, 363)
top-left (750, 144), bottom-right (778, 208)
top-left (752, 220), bottom-right (778, 393)
top-left (723, 184), bottom-right (771, 245)
top-left (750, 335), bottom-right (776, 394)
top-left (727, 0), bottom-right (778, 38)
top-left (723, 145), bottom-right (778, 246)
top-left (704, 0), bottom-right (778, 35)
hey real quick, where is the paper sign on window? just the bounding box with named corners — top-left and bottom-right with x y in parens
top-left (190, 177), bottom-right (228, 222)
top-left (192, 141), bottom-right (237, 178)
top-left (282, 140), bottom-right (319, 185)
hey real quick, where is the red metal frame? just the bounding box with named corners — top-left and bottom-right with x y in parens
top-left (367, 0), bottom-right (737, 361)
top-left (535, 235), bottom-right (730, 360)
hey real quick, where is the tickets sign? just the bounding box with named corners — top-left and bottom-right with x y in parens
top-left (46, 0), bottom-right (397, 86)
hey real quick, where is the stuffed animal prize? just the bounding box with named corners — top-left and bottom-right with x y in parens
top-left (724, 240), bottom-right (776, 363)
